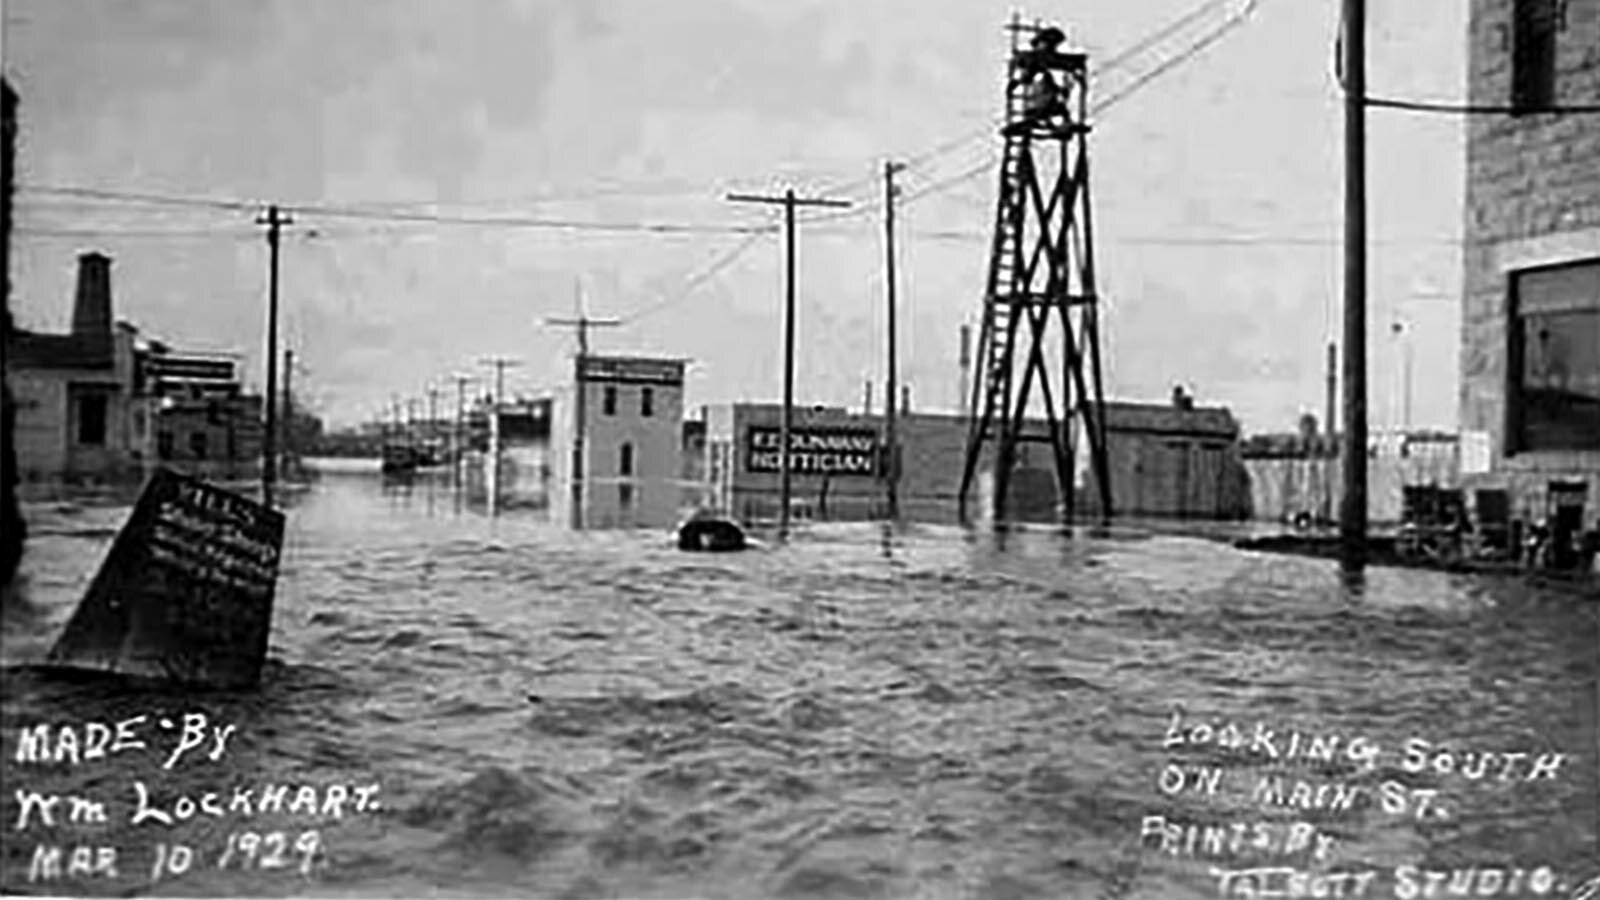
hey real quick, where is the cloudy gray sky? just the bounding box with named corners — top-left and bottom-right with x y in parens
top-left (5, 0), bottom-right (1465, 431)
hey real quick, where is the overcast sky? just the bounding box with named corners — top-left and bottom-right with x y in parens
top-left (4, 0), bottom-right (1466, 432)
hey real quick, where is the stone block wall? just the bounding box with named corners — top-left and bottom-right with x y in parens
top-left (1460, 0), bottom-right (1600, 517)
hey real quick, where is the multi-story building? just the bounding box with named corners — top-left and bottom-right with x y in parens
top-left (549, 354), bottom-right (688, 529)
top-left (1460, 0), bottom-right (1600, 525)
top-left (139, 348), bottom-right (263, 481)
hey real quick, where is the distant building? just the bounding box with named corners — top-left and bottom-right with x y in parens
top-left (698, 397), bottom-right (1247, 526)
top-left (1459, 0), bottom-right (1600, 520)
top-left (549, 355), bottom-right (687, 529)
top-left (8, 253), bottom-right (143, 483)
top-left (139, 349), bottom-right (263, 480)
top-left (1083, 400), bottom-right (1249, 520)
top-left (5, 252), bottom-right (265, 484)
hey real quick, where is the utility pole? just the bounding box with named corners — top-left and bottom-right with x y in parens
top-left (1340, 0), bottom-right (1368, 573)
top-left (256, 204), bottom-right (293, 508)
top-left (548, 279), bottom-right (621, 530)
top-left (883, 159), bottom-right (905, 523)
top-left (1324, 339), bottom-right (1337, 525)
top-left (427, 384), bottom-right (441, 454)
top-left (452, 374), bottom-right (472, 488)
top-left (726, 187), bottom-right (852, 541)
top-left (283, 349), bottom-right (295, 478)
top-left (479, 356), bottom-right (522, 516)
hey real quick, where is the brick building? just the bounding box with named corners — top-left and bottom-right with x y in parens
top-left (1460, 0), bottom-right (1600, 522)
top-left (548, 355), bottom-right (688, 529)
top-left (698, 396), bottom-right (1246, 526)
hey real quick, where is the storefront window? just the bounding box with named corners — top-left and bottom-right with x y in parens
top-left (1509, 259), bottom-right (1600, 452)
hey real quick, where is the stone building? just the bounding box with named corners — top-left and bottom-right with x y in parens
top-left (1460, 0), bottom-right (1600, 521)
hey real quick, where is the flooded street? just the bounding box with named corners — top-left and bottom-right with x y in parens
top-left (2, 471), bottom-right (1596, 899)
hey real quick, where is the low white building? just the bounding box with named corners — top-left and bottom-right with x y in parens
top-left (549, 354), bottom-right (689, 530)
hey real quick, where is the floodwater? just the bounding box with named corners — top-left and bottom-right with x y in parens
top-left (1, 471), bottom-right (1596, 899)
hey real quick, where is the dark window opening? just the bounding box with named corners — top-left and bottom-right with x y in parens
top-left (603, 385), bottom-right (618, 416)
top-left (190, 431), bottom-right (209, 460)
top-left (620, 442), bottom-right (635, 476)
top-left (1511, 0), bottom-right (1559, 113)
top-left (641, 387), bottom-right (654, 418)
top-left (1507, 259), bottom-right (1600, 452)
top-left (75, 392), bottom-right (108, 446)
top-left (619, 483), bottom-right (634, 509)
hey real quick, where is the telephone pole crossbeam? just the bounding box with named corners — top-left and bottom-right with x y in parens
top-left (726, 188), bottom-right (852, 542)
top-left (255, 204), bottom-right (293, 508)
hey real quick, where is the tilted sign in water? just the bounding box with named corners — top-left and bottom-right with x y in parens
top-left (745, 426), bottom-right (881, 477)
top-left (47, 468), bottom-right (285, 690)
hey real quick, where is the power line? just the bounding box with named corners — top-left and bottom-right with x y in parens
top-left (1365, 96), bottom-right (1600, 115)
top-left (19, 185), bottom-right (767, 235)
top-left (898, 0), bottom-right (1265, 210)
top-left (622, 228), bottom-right (774, 323)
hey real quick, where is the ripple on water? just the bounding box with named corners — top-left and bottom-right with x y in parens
top-left (1, 478), bottom-right (1595, 899)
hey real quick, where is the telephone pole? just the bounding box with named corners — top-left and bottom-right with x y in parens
top-left (1340, 0), bottom-right (1368, 573)
top-left (256, 204), bottom-right (292, 508)
top-left (726, 187), bottom-right (852, 541)
top-left (451, 374), bottom-right (472, 487)
top-left (283, 349), bottom-right (295, 475)
top-left (427, 383), bottom-right (441, 452)
top-left (547, 280), bottom-right (620, 530)
top-left (883, 160), bottom-right (905, 523)
top-left (479, 356), bottom-right (522, 516)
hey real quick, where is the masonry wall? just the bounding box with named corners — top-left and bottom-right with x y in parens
top-left (1461, 0), bottom-right (1600, 516)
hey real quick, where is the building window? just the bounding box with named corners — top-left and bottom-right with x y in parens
top-left (1508, 259), bottom-right (1600, 453)
top-left (190, 431), bottom-right (209, 460)
top-left (1511, 0), bottom-right (1559, 113)
top-left (620, 442), bottom-right (634, 476)
top-left (619, 483), bottom-right (634, 509)
top-left (74, 391), bottom-right (108, 446)
top-left (641, 387), bottom-right (654, 418)
top-left (603, 385), bottom-right (617, 416)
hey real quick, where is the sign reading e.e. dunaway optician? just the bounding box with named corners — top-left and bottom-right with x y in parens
top-left (745, 426), bottom-right (880, 477)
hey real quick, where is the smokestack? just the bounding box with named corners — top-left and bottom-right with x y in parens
top-left (901, 384), bottom-right (911, 416)
top-left (71, 252), bottom-right (113, 344)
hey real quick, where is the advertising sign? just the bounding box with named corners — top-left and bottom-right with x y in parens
top-left (745, 426), bottom-right (880, 477)
top-left (577, 356), bottom-right (685, 386)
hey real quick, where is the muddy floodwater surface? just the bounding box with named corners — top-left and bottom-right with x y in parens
top-left (1, 473), bottom-right (1596, 899)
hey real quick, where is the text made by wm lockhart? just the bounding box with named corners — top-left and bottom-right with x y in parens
top-left (5, 711), bottom-right (384, 889)
top-left (1137, 709), bottom-right (1592, 899)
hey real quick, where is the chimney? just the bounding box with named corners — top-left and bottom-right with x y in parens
top-left (72, 252), bottom-right (113, 343)
top-left (901, 384), bottom-right (911, 416)
top-left (863, 380), bottom-right (873, 416)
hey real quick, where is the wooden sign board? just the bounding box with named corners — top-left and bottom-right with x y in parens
top-left (46, 468), bottom-right (285, 690)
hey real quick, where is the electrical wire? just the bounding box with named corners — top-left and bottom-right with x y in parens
top-left (621, 227), bottom-right (775, 323)
top-left (898, 0), bottom-right (1263, 210)
top-left (19, 185), bottom-right (766, 235)
top-left (1365, 96), bottom-right (1600, 115)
